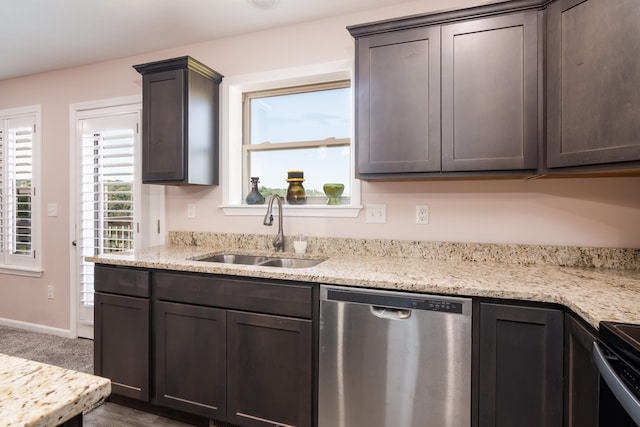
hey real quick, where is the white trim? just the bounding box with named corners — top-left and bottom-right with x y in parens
top-left (70, 95), bottom-right (142, 113)
top-left (221, 204), bottom-right (362, 217)
top-left (220, 60), bottom-right (362, 217)
top-left (0, 317), bottom-right (72, 338)
top-left (0, 105), bottom-right (42, 273)
top-left (0, 266), bottom-right (43, 277)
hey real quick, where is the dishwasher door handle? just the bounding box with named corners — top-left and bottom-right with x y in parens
top-left (371, 306), bottom-right (412, 320)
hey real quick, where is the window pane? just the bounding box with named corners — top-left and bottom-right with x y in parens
top-left (250, 86), bottom-right (350, 144)
top-left (249, 146), bottom-right (350, 197)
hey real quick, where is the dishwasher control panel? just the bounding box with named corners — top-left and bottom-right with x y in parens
top-left (325, 288), bottom-right (467, 314)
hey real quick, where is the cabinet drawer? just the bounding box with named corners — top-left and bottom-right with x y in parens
top-left (95, 265), bottom-right (150, 297)
top-left (153, 272), bottom-right (313, 319)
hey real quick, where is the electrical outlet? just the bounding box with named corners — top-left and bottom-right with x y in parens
top-left (416, 205), bottom-right (429, 224)
top-left (366, 204), bottom-right (387, 223)
top-left (187, 204), bottom-right (196, 219)
top-left (47, 285), bottom-right (54, 300)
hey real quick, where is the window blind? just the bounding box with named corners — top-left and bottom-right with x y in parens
top-left (0, 117), bottom-right (35, 265)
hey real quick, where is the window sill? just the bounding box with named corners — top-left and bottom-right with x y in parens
top-left (0, 266), bottom-right (43, 278)
top-left (221, 204), bottom-right (362, 218)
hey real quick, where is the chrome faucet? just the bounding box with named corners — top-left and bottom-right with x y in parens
top-left (263, 194), bottom-right (284, 252)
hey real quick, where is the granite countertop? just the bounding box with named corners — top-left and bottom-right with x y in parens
top-left (0, 353), bottom-right (111, 426)
top-left (88, 234), bottom-right (640, 330)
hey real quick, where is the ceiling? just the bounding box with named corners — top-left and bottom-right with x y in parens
top-left (0, 0), bottom-right (420, 81)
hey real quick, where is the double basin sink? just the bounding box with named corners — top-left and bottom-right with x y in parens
top-left (195, 253), bottom-right (324, 269)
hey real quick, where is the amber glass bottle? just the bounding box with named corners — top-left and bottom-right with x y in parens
top-left (286, 170), bottom-right (306, 204)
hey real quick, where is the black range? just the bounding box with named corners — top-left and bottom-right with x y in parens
top-left (595, 321), bottom-right (640, 426)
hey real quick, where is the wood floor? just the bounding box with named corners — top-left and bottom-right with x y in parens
top-left (83, 402), bottom-right (197, 427)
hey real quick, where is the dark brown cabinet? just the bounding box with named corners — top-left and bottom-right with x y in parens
top-left (441, 11), bottom-right (539, 172)
top-left (94, 266), bottom-right (150, 401)
top-left (546, 0), bottom-right (640, 169)
top-left (155, 301), bottom-right (227, 419)
top-left (134, 56), bottom-right (223, 185)
top-left (152, 271), bottom-right (316, 427)
top-left (352, 26), bottom-right (441, 175)
top-left (227, 311), bottom-right (313, 427)
top-left (564, 312), bottom-right (599, 427)
top-left (477, 302), bottom-right (563, 427)
top-left (349, 6), bottom-right (541, 178)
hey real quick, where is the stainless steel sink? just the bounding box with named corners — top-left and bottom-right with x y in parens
top-left (194, 254), bottom-right (324, 269)
top-left (257, 258), bottom-right (324, 268)
top-left (196, 254), bottom-right (269, 265)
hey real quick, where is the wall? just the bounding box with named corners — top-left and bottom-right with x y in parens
top-left (0, 0), bottom-right (638, 332)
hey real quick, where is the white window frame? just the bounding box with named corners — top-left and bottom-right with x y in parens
top-left (0, 105), bottom-right (42, 276)
top-left (220, 60), bottom-right (361, 217)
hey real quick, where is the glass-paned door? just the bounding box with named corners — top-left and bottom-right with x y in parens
top-left (76, 111), bottom-right (139, 338)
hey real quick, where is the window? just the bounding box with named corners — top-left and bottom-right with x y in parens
top-left (243, 81), bottom-right (351, 203)
top-left (0, 106), bottom-right (41, 274)
top-left (221, 61), bottom-right (361, 217)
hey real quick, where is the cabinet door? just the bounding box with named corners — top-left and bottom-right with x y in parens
top-left (477, 303), bottom-right (563, 427)
top-left (547, 0), bottom-right (640, 168)
top-left (564, 313), bottom-right (599, 427)
top-left (94, 292), bottom-right (149, 401)
top-left (441, 12), bottom-right (538, 171)
top-left (355, 26), bottom-right (441, 175)
top-left (227, 311), bottom-right (313, 427)
top-left (155, 301), bottom-right (227, 419)
top-left (141, 68), bottom-right (186, 182)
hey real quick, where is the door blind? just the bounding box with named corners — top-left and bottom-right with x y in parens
top-left (79, 129), bottom-right (135, 306)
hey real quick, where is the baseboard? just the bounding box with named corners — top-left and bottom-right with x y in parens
top-left (0, 317), bottom-right (72, 338)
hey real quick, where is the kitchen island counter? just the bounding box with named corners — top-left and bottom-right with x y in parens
top-left (0, 353), bottom-right (111, 426)
top-left (88, 235), bottom-right (640, 330)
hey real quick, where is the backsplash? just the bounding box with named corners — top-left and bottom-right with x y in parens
top-left (169, 231), bottom-right (640, 270)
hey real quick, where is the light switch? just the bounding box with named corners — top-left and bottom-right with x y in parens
top-left (365, 204), bottom-right (387, 223)
top-left (47, 203), bottom-right (58, 217)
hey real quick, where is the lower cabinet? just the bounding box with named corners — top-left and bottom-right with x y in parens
top-left (227, 310), bottom-right (313, 427)
top-left (155, 301), bottom-right (227, 419)
top-left (564, 313), bottom-right (599, 427)
top-left (152, 270), bottom-right (316, 427)
top-left (477, 302), bottom-right (563, 427)
top-left (94, 265), bottom-right (150, 402)
top-left (154, 302), bottom-right (313, 427)
top-left (94, 292), bottom-right (150, 401)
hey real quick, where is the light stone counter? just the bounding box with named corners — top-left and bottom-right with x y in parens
top-left (88, 233), bottom-right (640, 330)
top-left (0, 353), bottom-right (111, 426)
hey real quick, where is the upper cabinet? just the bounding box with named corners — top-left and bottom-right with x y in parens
top-left (441, 12), bottom-right (539, 172)
top-left (546, 0), bottom-right (640, 169)
top-left (134, 56), bottom-right (223, 185)
top-left (349, 5), bottom-right (541, 179)
top-left (351, 0), bottom-right (640, 179)
top-left (354, 26), bottom-right (441, 175)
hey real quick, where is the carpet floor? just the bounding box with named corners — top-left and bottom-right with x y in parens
top-left (0, 325), bottom-right (94, 374)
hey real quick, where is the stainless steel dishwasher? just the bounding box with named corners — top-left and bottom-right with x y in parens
top-left (318, 285), bottom-right (472, 427)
